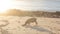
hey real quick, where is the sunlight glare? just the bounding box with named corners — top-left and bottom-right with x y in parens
top-left (0, 0), bottom-right (13, 13)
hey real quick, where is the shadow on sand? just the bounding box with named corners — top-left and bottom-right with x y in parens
top-left (0, 28), bottom-right (11, 34)
top-left (24, 25), bottom-right (54, 34)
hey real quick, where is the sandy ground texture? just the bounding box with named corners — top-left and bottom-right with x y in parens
top-left (0, 16), bottom-right (60, 34)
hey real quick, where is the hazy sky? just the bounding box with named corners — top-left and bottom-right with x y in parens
top-left (0, 0), bottom-right (60, 11)
top-left (13, 0), bottom-right (60, 11)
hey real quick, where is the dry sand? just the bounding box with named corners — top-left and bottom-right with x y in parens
top-left (0, 16), bottom-right (60, 34)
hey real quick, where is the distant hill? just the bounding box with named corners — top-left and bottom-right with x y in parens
top-left (0, 9), bottom-right (60, 18)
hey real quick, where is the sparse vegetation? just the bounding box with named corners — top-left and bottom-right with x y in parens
top-left (0, 9), bottom-right (60, 18)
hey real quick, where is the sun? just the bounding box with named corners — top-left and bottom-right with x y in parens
top-left (0, 0), bottom-right (13, 13)
top-left (0, 0), bottom-right (27, 13)
top-left (0, 7), bottom-right (8, 13)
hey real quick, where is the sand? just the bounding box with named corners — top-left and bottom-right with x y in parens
top-left (0, 16), bottom-right (60, 34)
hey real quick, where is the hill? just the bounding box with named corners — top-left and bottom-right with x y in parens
top-left (0, 9), bottom-right (60, 18)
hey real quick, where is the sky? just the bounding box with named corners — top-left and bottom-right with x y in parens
top-left (15, 0), bottom-right (60, 11)
top-left (0, 0), bottom-right (60, 12)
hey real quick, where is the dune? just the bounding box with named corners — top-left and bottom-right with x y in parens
top-left (0, 16), bottom-right (60, 34)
